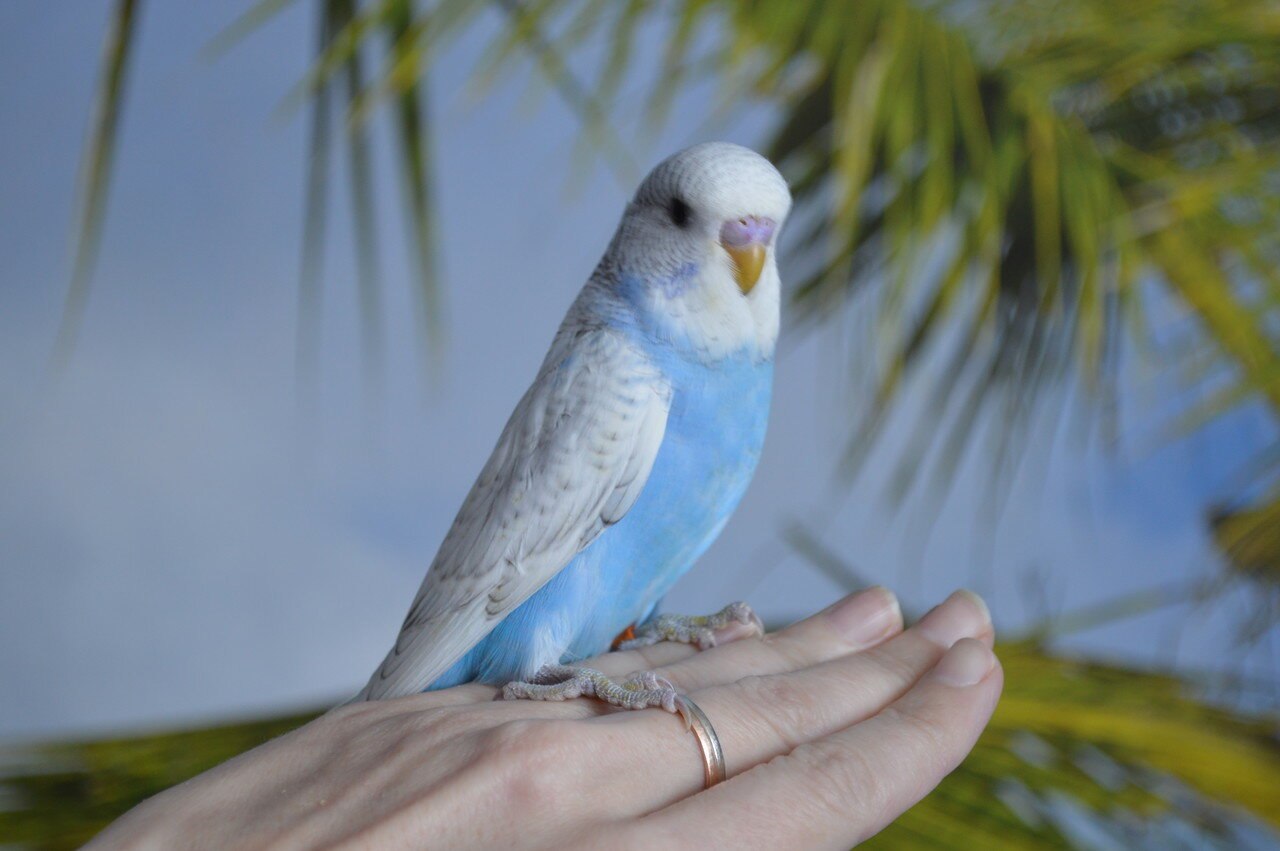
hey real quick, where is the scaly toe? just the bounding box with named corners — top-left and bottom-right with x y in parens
top-left (618, 602), bottom-right (764, 651)
top-left (690, 627), bottom-right (718, 650)
top-left (502, 665), bottom-right (683, 716)
top-left (729, 601), bottom-right (765, 631)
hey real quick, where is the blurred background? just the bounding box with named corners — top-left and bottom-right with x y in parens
top-left (2, 0), bottom-right (1278, 847)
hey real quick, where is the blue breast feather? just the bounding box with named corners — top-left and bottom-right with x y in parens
top-left (429, 283), bottom-right (772, 689)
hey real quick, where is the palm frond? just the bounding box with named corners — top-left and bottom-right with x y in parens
top-left (1211, 494), bottom-right (1280, 586)
top-left (55, 0), bottom-right (455, 387)
top-left (51, 0), bottom-right (141, 372)
top-left (484, 0), bottom-right (638, 182)
top-left (68, 0), bottom-right (1280, 461)
top-left (337, 0), bottom-right (387, 396)
top-left (205, 0), bottom-right (306, 60)
top-left (296, 0), bottom-right (336, 409)
top-left (385, 0), bottom-right (443, 369)
top-left (867, 641), bottom-right (1280, 849)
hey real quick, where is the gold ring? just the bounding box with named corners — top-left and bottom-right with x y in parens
top-left (677, 695), bottom-right (726, 789)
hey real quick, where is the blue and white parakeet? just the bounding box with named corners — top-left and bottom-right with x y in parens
top-left (358, 142), bottom-right (791, 713)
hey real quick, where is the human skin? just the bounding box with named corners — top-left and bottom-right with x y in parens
top-left (88, 588), bottom-right (1001, 850)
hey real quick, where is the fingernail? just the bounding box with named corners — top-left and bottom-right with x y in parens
top-left (957, 589), bottom-right (991, 626)
top-left (826, 586), bottom-right (902, 647)
top-left (916, 589), bottom-right (991, 648)
top-left (932, 638), bottom-right (995, 687)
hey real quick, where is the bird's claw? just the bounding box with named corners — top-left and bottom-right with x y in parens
top-left (501, 602), bottom-right (762, 715)
top-left (503, 664), bottom-right (681, 713)
top-left (616, 600), bottom-right (763, 651)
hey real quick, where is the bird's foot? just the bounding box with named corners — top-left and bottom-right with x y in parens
top-left (503, 665), bottom-right (684, 717)
top-left (616, 601), bottom-right (763, 651)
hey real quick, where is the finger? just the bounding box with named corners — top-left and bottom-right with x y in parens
top-left (579, 587), bottom-right (900, 690)
top-left (637, 638), bottom-right (1003, 848)
top-left (583, 589), bottom-right (992, 814)
top-left (450, 587), bottom-right (903, 723)
top-left (622, 586), bottom-right (903, 692)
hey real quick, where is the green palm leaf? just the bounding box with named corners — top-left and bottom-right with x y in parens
top-left (868, 642), bottom-right (1280, 849)
top-left (0, 711), bottom-right (316, 849)
top-left (66, 0), bottom-right (447, 390)
top-left (52, 0), bottom-right (140, 372)
top-left (63, 0), bottom-right (1280, 443)
top-left (385, 0), bottom-right (444, 371)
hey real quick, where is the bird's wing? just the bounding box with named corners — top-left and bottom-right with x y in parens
top-left (359, 327), bottom-right (671, 700)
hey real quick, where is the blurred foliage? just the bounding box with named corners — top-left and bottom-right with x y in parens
top-left (0, 711), bottom-right (316, 849)
top-left (869, 642), bottom-right (1280, 849)
top-left (61, 0), bottom-right (443, 392)
top-left (1210, 494), bottom-right (1280, 641)
top-left (2, 642), bottom-right (1276, 849)
top-left (1212, 497), bottom-right (1280, 585)
top-left (279, 0), bottom-right (444, 396)
top-left (65, 0), bottom-right (1280, 575)
top-left (754, 0), bottom-right (1280, 503)
top-left (51, 0), bottom-right (138, 373)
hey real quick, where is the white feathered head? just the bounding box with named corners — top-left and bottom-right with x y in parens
top-left (607, 142), bottom-right (792, 358)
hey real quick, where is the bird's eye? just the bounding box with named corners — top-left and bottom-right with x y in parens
top-left (668, 197), bottom-right (691, 228)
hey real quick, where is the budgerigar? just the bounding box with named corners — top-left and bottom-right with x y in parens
top-left (356, 142), bottom-right (791, 713)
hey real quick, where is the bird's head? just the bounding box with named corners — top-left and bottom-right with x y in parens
top-left (606, 142), bottom-right (791, 358)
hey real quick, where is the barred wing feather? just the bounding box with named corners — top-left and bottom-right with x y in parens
top-left (359, 329), bottom-right (670, 700)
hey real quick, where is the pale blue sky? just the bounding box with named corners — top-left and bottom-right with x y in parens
top-left (1, 1), bottom-right (1275, 738)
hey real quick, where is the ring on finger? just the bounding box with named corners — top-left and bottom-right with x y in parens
top-left (675, 695), bottom-right (726, 789)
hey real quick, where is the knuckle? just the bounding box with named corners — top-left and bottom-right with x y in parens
top-left (759, 631), bottom-right (815, 668)
top-left (793, 738), bottom-right (886, 816)
top-left (865, 646), bottom-right (927, 689)
top-left (646, 662), bottom-right (687, 691)
top-left (633, 646), bottom-right (664, 669)
top-left (478, 717), bottom-right (537, 761)
top-left (733, 674), bottom-right (820, 748)
top-left (405, 706), bottom-right (469, 745)
top-left (480, 717), bottom-right (576, 765)
top-left (479, 719), bottom-right (580, 811)
top-left (879, 702), bottom-right (948, 771)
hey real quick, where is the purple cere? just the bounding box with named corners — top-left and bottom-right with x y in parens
top-left (719, 215), bottom-right (776, 247)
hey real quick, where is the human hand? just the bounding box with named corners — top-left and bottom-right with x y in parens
top-left (89, 588), bottom-right (1000, 850)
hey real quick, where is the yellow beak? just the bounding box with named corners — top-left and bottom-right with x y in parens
top-left (724, 243), bottom-right (766, 295)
